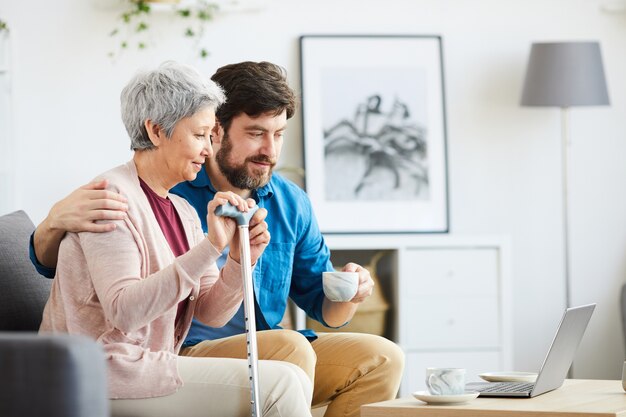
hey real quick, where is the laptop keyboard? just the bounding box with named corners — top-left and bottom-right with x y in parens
top-left (476, 382), bottom-right (535, 393)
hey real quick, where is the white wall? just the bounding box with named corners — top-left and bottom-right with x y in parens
top-left (2, 0), bottom-right (625, 379)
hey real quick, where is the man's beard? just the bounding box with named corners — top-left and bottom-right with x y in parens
top-left (215, 133), bottom-right (276, 190)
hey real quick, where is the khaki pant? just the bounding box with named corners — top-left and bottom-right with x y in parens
top-left (181, 330), bottom-right (405, 417)
top-left (110, 355), bottom-right (312, 417)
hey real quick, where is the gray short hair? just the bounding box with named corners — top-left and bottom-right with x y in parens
top-left (121, 61), bottom-right (226, 151)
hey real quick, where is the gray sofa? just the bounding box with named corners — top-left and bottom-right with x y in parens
top-left (0, 210), bottom-right (109, 417)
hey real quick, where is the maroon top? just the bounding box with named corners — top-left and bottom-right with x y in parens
top-left (139, 178), bottom-right (189, 324)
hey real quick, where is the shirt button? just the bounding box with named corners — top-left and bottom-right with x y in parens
top-left (189, 295), bottom-right (195, 301)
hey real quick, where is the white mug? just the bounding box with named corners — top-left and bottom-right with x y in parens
top-left (322, 271), bottom-right (359, 302)
top-left (425, 367), bottom-right (466, 395)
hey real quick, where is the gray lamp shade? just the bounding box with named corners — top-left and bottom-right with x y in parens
top-left (520, 41), bottom-right (610, 107)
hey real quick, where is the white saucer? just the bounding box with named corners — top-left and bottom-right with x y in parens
top-left (479, 371), bottom-right (538, 383)
top-left (412, 390), bottom-right (479, 405)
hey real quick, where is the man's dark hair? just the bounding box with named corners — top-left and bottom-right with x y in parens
top-left (211, 61), bottom-right (297, 132)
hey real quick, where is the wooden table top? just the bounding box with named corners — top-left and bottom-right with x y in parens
top-left (361, 380), bottom-right (626, 417)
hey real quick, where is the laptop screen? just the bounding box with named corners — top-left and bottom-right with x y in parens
top-left (531, 304), bottom-right (596, 396)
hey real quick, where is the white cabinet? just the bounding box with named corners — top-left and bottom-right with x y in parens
top-left (296, 234), bottom-right (512, 397)
top-left (399, 249), bottom-right (501, 350)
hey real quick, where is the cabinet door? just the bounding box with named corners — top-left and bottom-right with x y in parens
top-left (399, 248), bottom-right (501, 349)
top-left (402, 248), bottom-right (499, 296)
top-left (401, 350), bottom-right (502, 396)
top-left (401, 296), bottom-right (499, 349)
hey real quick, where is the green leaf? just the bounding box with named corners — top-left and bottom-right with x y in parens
top-left (138, 42), bottom-right (146, 49)
top-left (185, 28), bottom-right (195, 37)
top-left (136, 22), bottom-right (148, 32)
top-left (137, 1), bottom-right (150, 13)
top-left (109, 28), bottom-right (119, 37)
top-left (200, 49), bottom-right (209, 58)
top-left (178, 9), bottom-right (191, 18)
top-left (197, 10), bottom-right (213, 21)
top-left (121, 41), bottom-right (128, 49)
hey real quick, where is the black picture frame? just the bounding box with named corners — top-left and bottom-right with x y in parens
top-left (300, 35), bottom-right (449, 233)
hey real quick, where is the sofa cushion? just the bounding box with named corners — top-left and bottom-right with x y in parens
top-left (0, 210), bottom-right (51, 331)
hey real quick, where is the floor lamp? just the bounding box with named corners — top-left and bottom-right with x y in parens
top-left (520, 42), bottom-right (610, 315)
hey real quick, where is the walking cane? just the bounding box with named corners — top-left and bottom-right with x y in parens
top-left (215, 202), bottom-right (262, 417)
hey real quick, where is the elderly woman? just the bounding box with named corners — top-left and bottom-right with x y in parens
top-left (39, 62), bottom-right (313, 417)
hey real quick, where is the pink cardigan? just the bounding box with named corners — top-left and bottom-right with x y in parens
top-left (40, 161), bottom-right (245, 399)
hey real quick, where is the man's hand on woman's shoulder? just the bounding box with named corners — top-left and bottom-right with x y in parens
top-left (32, 179), bottom-right (129, 270)
top-left (46, 179), bottom-right (129, 233)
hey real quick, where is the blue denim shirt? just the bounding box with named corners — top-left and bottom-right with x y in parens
top-left (31, 166), bottom-right (334, 344)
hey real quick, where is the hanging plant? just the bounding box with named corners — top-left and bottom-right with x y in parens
top-left (177, 1), bottom-right (218, 58)
top-left (108, 0), bottom-right (219, 60)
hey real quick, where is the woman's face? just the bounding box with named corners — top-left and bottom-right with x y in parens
top-left (157, 106), bottom-right (215, 184)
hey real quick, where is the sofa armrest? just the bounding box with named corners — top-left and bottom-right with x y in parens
top-left (0, 332), bottom-right (109, 417)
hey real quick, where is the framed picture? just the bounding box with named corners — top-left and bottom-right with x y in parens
top-left (300, 35), bottom-right (449, 233)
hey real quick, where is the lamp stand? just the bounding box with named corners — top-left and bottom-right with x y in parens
top-left (560, 107), bottom-right (574, 378)
top-left (560, 107), bottom-right (572, 311)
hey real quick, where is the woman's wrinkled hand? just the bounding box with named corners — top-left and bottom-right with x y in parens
top-left (205, 192), bottom-right (251, 254)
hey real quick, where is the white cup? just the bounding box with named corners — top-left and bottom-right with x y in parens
top-left (322, 271), bottom-right (359, 302)
top-left (425, 367), bottom-right (466, 395)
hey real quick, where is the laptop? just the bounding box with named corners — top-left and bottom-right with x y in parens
top-left (466, 303), bottom-right (596, 398)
